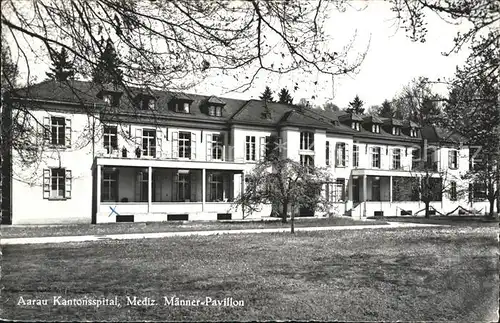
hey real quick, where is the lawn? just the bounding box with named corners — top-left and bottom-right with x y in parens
top-left (1, 227), bottom-right (498, 321)
top-left (369, 215), bottom-right (499, 227)
top-left (0, 216), bottom-right (385, 239)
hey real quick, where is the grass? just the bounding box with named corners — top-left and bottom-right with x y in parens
top-left (1, 227), bottom-right (498, 321)
top-left (0, 216), bottom-right (385, 239)
top-left (369, 215), bottom-right (499, 227)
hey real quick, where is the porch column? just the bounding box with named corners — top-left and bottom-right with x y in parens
top-left (389, 176), bottom-right (393, 203)
top-left (148, 166), bottom-right (152, 213)
top-left (362, 175), bottom-right (367, 217)
top-left (348, 176), bottom-right (353, 216)
top-left (96, 164), bottom-right (101, 219)
top-left (241, 172), bottom-right (245, 218)
top-left (202, 168), bottom-right (206, 212)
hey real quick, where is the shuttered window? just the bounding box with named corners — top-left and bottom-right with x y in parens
top-left (43, 168), bottom-right (71, 199)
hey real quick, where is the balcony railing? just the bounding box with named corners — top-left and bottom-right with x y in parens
top-left (96, 146), bottom-right (249, 163)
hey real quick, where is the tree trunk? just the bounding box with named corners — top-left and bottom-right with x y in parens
top-left (282, 200), bottom-right (288, 223)
top-left (488, 198), bottom-right (495, 218)
top-left (291, 205), bottom-right (295, 234)
top-left (424, 202), bottom-right (430, 219)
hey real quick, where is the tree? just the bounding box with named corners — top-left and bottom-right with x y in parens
top-left (277, 88), bottom-right (293, 105)
top-left (259, 86), bottom-right (274, 102)
top-left (345, 95), bottom-right (364, 114)
top-left (92, 39), bottom-right (123, 85)
top-left (297, 98), bottom-right (312, 109)
top-left (392, 77), bottom-right (442, 126)
top-left (443, 49), bottom-right (499, 217)
top-left (388, 0), bottom-right (499, 79)
top-left (394, 156), bottom-right (457, 218)
top-left (323, 102), bottom-right (340, 112)
top-left (46, 47), bottom-right (75, 81)
top-left (2, 1), bottom-right (365, 92)
top-left (233, 155), bottom-right (335, 233)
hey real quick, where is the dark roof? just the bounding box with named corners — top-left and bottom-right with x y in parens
top-left (382, 118), bottom-right (404, 126)
top-left (278, 110), bottom-right (332, 129)
top-left (363, 115), bottom-right (383, 124)
top-left (404, 120), bottom-right (420, 128)
top-left (338, 113), bottom-right (363, 122)
top-left (421, 126), bottom-right (466, 144)
top-left (11, 80), bottom-right (433, 144)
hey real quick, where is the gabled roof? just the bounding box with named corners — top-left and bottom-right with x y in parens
top-left (421, 125), bottom-right (466, 144)
top-left (363, 115), bottom-right (383, 124)
top-left (338, 113), bottom-right (363, 122)
top-left (278, 110), bottom-right (331, 129)
top-left (382, 118), bottom-right (404, 126)
top-left (171, 92), bottom-right (194, 101)
top-left (405, 120), bottom-right (420, 128)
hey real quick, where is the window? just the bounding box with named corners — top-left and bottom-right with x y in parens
top-left (208, 105), bottom-right (215, 116)
top-left (371, 147), bottom-right (381, 168)
top-left (300, 155), bottom-right (314, 167)
top-left (353, 145), bottom-right (359, 168)
top-left (175, 173), bottom-right (191, 201)
top-left (211, 134), bottom-right (223, 160)
top-left (138, 98), bottom-right (155, 110)
top-left (472, 183), bottom-right (487, 201)
top-left (209, 173), bottom-right (224, 202)
top-left (335, 143), bottom-right (348, 167)
top-left (449, 149), bottom-right (459, 169)
top-left (412, 148), bottom-right (421, 169)
top-left (392, 148), bottom-right (401, 169)
top-left (351, 122), bottom-right (360, 131)
top-left (51, 117), bottom-right (66, 146)
top-left (179, 132), bottom-right (192, 158)
top-left (371, 124), bottom-right (380, 133)
top-left (449, 181), bottom-right (457, 201)
top-left (410, 128), bottom-right (418, 137)
top-left (300, 132), bottom-right (314, 150)
top-left (208, 106), bottom-right (222, 117)
top-left (103, 93), bottom-right (120, 107)
top-left (103, 126), bottom-right (118, 152)
top-left (246, 136), bottom-right (256, 161)
top-left (333, 179), bottom-right (345, 201)
top-left (43, 168), bottom-right (71, 199)
top-left (392, 127), bottom-right (401, 135)
top-left (265, 136), bottom-right (275, 159)
top-left (372, 177), bottom-right (381, 201)
top-left (326, 142), bottom-right (330, 166)
top-left (102, 169), bottom-right (118, 202)
top-left (142, 129), bottom-right (157, 157)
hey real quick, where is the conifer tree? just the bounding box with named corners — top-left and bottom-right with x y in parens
top-left (259, 86), bottom-right (274, 102)
top-left (46, 48), bottom-right (75, 81)
top-left (345, 95), bottom-right (364, 114)
top-left (278, 88), bottom-right (293, 104)
top-left (92, 39), bottom-right (123, 85)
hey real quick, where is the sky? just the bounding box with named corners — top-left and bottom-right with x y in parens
top-left (10, 1), bottom-right (472, 110)
top-left (194, 1), bottom-right (472, 109)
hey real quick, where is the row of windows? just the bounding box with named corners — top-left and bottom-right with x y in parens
top-left (101, 170), bottom-right (229, 203)
top-left (350, 122), bottom-right (418, 137)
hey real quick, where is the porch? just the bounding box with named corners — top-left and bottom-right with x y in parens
top-left (348, 169), bottom-right (443, 218)
top-left (93, 157), bottom-right (267, 223)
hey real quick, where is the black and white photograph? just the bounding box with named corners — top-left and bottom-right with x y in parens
top-left (1, 0), bottom-right (499, 321)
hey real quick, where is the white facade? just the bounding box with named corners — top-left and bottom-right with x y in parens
top-left (5, 84), bottom-right (490, 224)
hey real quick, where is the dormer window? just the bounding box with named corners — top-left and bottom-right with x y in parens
top-left (392, 126), bottom-right (401, 135)
top-left (410, 128), bottom-right (418, 137)
top-left (208, 105), bottom-right (222, 117)
top-left (175, 102), bottom-right (190, 113)
top-left (100, 92), bottom-right (121, 107)
top-left (351, 122), bottom-right (360, 131)
top-left (138, 98), bottom-right (156, 110)
top-left (372, 124), bottom-right (380, 133)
